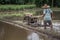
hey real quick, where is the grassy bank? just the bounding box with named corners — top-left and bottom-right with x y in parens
top-left (0, 11), bottom-right (35, 20)
top-left (0, 13), bottom-right (25, 20)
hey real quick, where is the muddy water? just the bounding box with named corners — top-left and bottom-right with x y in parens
top-left (0, 21), bottom-right (28, 40)
top-left (0, 21), bottom-right (43, 40)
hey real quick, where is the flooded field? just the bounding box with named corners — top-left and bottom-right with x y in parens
top-left (0, 10), bottom-right (60, 40)
top-left (0, 20), bottom-right (60, 40)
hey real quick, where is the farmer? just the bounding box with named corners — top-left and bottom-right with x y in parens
top-left (42, 4), bottom-right (53, 29)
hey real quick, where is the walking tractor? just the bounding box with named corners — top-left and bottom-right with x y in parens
top-left (23, 13), bottom-right (43, 27)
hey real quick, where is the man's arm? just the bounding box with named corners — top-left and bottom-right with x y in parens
top-left (51, 13), bottom-right (53, 18)
top-left (42, 14), bottom-right (45, 18)
top-left (50, 9), bottom-right (54, 18)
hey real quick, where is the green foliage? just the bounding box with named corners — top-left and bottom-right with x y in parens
top-left (0, 5), bottom-right (36, 10)
top-left (55, 0), bottom-right (60, 7)
top-left (0, 0), bottom-right (60, 7)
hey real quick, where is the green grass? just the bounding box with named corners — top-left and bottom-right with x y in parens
top-left (0, 5), bottom-right (36, 10)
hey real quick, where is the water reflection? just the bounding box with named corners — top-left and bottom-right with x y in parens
top-left (27, 30), bottom-right (42, 40)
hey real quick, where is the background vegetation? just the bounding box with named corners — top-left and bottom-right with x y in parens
top-left (0, 5), bottom-right (36, 10)
top-left (0, 0), bottom-right (60, 7)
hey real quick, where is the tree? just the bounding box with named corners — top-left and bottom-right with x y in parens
top-left (35, 0), bottom-right (42, 7)
top-left (55, 0), bottom-right (60, 7)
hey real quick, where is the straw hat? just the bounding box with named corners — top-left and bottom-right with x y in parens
top-left (47, 6), bottom-right (50, 8)
top-left (42, 4), bottom-right (50, 9)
